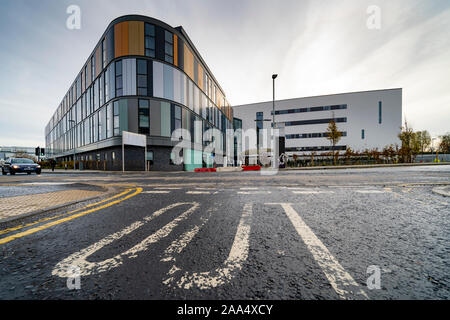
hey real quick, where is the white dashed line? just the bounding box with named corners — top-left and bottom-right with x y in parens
top-left (187, 191), bottom-right (212, 195)
top-left (356, 190), bottom-right (388, 194)
top-left (142, 191), bottom-right (171, 194)
top-left (292, 191), bottom-right (335, 194)
top-left (155, 187), bottom-right (182, 190)
top-left (238, 191), bottom-right (271, 195)
top-left (240, 187), bottom-right (259, 190)
top-left (266, 203), bottom-right (369, 300)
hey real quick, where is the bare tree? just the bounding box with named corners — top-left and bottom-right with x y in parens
top-left (326, 119), bottom-right (343, 165)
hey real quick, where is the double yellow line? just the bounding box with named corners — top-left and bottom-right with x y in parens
top-left (0, 187), bottom-right (143, 245)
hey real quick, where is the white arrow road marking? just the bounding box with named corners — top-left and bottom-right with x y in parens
top-left (52, 202), bottom-right (200, 277)
top-left (266, 203), bottom-right (369, 300)
top-left (163, 203), bottom-right (253, 290)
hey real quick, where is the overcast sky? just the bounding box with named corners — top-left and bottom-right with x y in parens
top-left (0, 0), bottom-right (449, 147)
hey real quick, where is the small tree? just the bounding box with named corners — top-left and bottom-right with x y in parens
top-left (326, 119), bottom-right (343, 165)
top-left (398, 121), bottom-right (416, 163)
top-left (416, 131), bottom-right (431, 154)
top-left (439, 133), bottom-right (450, 154)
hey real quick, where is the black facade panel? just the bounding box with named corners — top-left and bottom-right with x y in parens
top-left (155, 26), bottom-right (165, 61)
top-left (147, 59), bottom-right (153, 97)
top-left (177, 38), bottom-right (184, 69)
top-left (106, 28), bottom-right (115, 65)
top-left (170, 104), bottom-right (175, 133)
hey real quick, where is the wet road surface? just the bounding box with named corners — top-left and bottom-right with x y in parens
top-left (0, 166), bottom-right (449, 300)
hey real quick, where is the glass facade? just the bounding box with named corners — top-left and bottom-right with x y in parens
top-left (45, 16), bottom-right (234, 171)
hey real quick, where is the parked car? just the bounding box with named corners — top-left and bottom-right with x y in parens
top-left (2, 158), bottom-right (41, 175)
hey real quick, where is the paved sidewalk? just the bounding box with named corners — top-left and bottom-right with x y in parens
top-left (0, 190), bottom-right (102, 221)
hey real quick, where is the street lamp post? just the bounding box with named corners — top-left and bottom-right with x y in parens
top-left (69, 120), bottom-right (76, 170)
top-left (272, 74), bottom-right (278, 169)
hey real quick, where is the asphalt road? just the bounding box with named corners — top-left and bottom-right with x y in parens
top-left (0, 165), bottom-right (449, 300)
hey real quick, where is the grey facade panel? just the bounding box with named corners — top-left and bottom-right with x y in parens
top-left (150, 100), bottom-right (161, 136)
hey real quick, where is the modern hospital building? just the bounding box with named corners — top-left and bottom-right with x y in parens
top-left (45, 15), bottom-right (402, 170)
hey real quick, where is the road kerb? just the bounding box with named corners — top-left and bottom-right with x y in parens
top-left (0, 184), bottom-right (121, 225)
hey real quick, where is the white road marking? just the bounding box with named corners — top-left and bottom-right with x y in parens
top-left (142, 191), bottom-right (171, 194)
top-left (155, 187), bottom-right (181, 190)
top-left (161, 211), bottom-right (213, 263)
top-left (292, 191), bottom-right (335, 194)
top-left (52, 202), bottom-right (200, 277)
top-left (238, 191), bottom-right (271, 195)
top-left (240, 187), bottom-right (259, 190)
top-left (356, 190), bottom-right (388, 194)
top-left (187, 191), bottom-right (211, 195)
top-left (22, 182), bottom-right (74, 186)
top-left (163, 203), bottom-right (253, 290)
top-left (266, 203), bottom-right (369, 300)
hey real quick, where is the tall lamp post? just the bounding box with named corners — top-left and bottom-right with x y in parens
top-left (272, 74), bottom-right (278, 169)
top-left (68, 119), bottom-right (76, 170)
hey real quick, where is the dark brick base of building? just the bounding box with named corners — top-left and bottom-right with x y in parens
top-left (57, 145), bottom-right (183, 172)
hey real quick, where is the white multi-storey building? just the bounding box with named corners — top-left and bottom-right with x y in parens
top-left (233, 88), bottom-right (402, 156)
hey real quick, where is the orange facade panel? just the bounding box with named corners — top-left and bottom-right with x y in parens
top-left (183, 43), bottom-right (194, 81)
top-left (174, 34), bottom-right (178, 67)
top-left (114, 22), bottom-right (129, 58)
top-left (198, 64), bottom-right (203, 91)
top-left (128, 21), bottom-right (144, 56)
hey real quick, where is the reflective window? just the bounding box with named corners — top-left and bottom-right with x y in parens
top-left (164, 31), bottom-right (174, 64)
top-left (137, 59), bottom-right (148, 96)
top-left (139, 99), bottom-right (150, 135)
top-left (145, 23), bottom-right (156, 58)
top-left (91, 55), bottom-right (95, 82)
top-left (102, 39), bottom-right (106, 69)
top-left (115, 60), bottom-right (123, 97)
top-left (113, 101), bottom-right (120, 136)
top-left (379, 101), bottom-right (382, 124)
top-left (106, 103), bottom-right (113, 138)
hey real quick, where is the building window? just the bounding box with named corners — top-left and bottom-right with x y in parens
top-left (284, 117), bottom-right (347, 127)
top-left (106, 103), bottom-right (113, 138)
top-left (102, 39), bottom-right (106, 69)
top-left (91, 55), bottom-right (95, 82)
top-left (362, 129), bottom-right (365, 140)
top-left (113, 101), bottom-right (120, 136)
top-left (138, 99), bottom-right (150, 135)
top-left (99, 73), bottom-right (104, 108)
top-left (137, 59), bottom-right (148, 96)
top-left (164, 31), bottom-right (174, 64)
top-left (145, 23), bottom-right (156, 58)
top-left (379, 101), bottom-right (382, 124)
top-left (115, 60), bottom-right (123, 97)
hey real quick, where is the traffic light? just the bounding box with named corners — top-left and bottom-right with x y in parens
top-left (35, 147), bottom-right (40, 156)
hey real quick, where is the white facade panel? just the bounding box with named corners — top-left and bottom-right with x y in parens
top-left (233, 89), bottom-right (402, 155)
